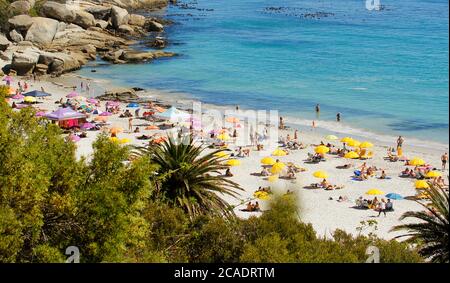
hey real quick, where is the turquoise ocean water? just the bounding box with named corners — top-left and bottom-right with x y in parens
top-left (79, 0), bottom-right (449, 144)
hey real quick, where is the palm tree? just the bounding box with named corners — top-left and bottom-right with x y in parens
top-left (139, 135), bottom-right (242, 219)
top-left (391, 184), bottom-right (449, 263)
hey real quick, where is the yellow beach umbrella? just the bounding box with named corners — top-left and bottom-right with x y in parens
top-left (409, 158), bottom-right (425, 166)
top-left (217, 133), bottom-right (230, 141)
top-left (272, 148), bottom-right (287, 156)
top-left (344, 151), bottom-right (360, 159)
top-left (226, 159), bottom-right (241, 166)
top-left (347, 139), bottom-right (361, 147)
top-left (415, 180), bottom-right (430, 189)
top-left (119, 138), bottom-right (130, 144)
top-left (359, 141), bottom-right (374, 148)
top-left (366, 189), bottom-right (385, 195)
top-left (315, 145), bottom-right (330, 154)
top-left (254, 191), bottom-right (271, 201)
top-left (313, 170), bottom-right (328, 179)
top-left (261, 157), bottom-right (276, 165)
top-left (340, 137), bottom-right (353, 143)
top-left (214, 151), bottom-right (230, 158)
top-left (425, 171), bottom-right (442, 178)
top-left (24, 96), bottom-right (36, 103)
top-left (271, 162), bottom-right (286, 174)
top-left (325, 135), bottom-right (338, 141)
top-left (267, 175), bottom-right (279, 182)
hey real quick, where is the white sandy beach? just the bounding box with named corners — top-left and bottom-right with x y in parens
top-left (5, 74), bottom-right (449, 241)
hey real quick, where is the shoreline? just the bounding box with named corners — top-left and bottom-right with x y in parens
top-left (58, 72), bottom-right (449, 156)
top-left (8, 73), bottom-right (449, 240)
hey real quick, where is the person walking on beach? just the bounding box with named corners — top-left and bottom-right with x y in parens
top-left (397, 136), bottom-right (404, 149)
top-left (128, 117), bottom-right (133, 132)
top-left (312, 120), bottom-right (316, 130)
top-left (336, 112), bottom-right (341, 122)
top-left (442, 152), bottom-right (448, 171)
top-left (279, 116), bottom-right (284, 130)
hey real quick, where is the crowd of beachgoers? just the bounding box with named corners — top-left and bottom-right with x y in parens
top-left (2, 74), bottom-right (449, 239)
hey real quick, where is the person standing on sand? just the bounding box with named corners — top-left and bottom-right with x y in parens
top-left (397, 136), bottom-right (404, 149)
top-left (128, 117), bottom-right (133, 132)
top-left (442, 152), bottom-right (448, 171)
top-left (279, 116), bottom-right (284, 130)
top-left (294, 129), bottom-right (298, 140)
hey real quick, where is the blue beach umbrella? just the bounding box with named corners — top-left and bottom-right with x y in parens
top-left (127, 103), bottom-right (140, 108)
top-left (385, 193), bottom-right (403, 200)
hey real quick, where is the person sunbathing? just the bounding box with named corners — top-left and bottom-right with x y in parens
top-left (400, 168), bottom-right (410, 177)
top-left (379, 170), bottom-right (388, 179)
top-left (260, 167), bottom-right (270, 176)
top-left (134, 127), bottom-right (140, 133)
top-left (254, 202), bottom-right (261, 212)
top-left (319, 179), bottom-right (330, 188)
top-left (340, 163), bottom-right (353, 169)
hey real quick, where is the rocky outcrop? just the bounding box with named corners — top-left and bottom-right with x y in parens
top-left (95, 20), bottom-right (109, 29)
top-left (9, 1), bottom-right (31, 15)
top-left (145, 20), bottom-right (164, 32)
top-left (73, 10), bottom-right (96, 29)
top-left (40, 2), bottom-right (76, 23)
top-left (120, 50), bottom-right (176, 62)
top-left (25, 17), bottom-right (60, 46)
top-left (118, 25), bottom-right (134, 34)
top-left (97, 87), bottom-right (139, 101)
top-left (9, 30), bottom-right (24, 43)
top-left (85, 6), bottom-right (111, 20)
top-left (111, 6), bottom-right (129, 29)
top-left (8, 15), bottom-right (34, 33)
top-left (128, 14), bottom-right (146, 27)
top-left (0, 34), bottom-right (11, 51)
top-left (11, 49), bottom-right (40, 75)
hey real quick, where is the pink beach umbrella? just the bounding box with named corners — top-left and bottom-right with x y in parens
top-left (87, 98), bottom-right (99, 104)
top-left (69, 135), bottom-right (81, 142)
top-left (35, 111), bottom-right (46, 117)
top-left (99, 111), bottom-right (112, 116)
top-left (66, 91), bottom-right (79, 98)
top-left (106, 101), bottom-right (120, 107)
top-left (80, 122), bottom-right (95, 130)
top-left (12, 94), bottom-right (24, 100)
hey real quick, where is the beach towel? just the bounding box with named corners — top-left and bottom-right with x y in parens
top-left (351, 177), bottom-right (363, 181)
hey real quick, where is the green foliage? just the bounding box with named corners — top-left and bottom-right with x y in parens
top-left (0, 90), bottom-right (425, 263)
top-left (392, 185), bottom-right (449, 263)
top-left (141, 136), bottom-right (243, 219)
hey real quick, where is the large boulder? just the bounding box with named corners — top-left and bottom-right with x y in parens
top-left (146, 20), bottom-right (164, 32)
top-left (10, 1), bottom-right (31, 15)
top-left (73, 10), bottom-right (96, 29)
top-left (0, 34), bottom-right (11, 51)
top-left (38, 51), bottom-right (82, 75)
top-left (111, 6), bottom-right (129, 29)
top-left (40, 1), bottom-right (76, 23)
top-left (11, 49), bottom-right (40, 75)
top-left (85, 6), bottom-right (111, 20)
top-left (120, 51), bottom-right (154, 62)
top-left (9, 30), bottom-right (24, 43)
top-left (117, 25), bottom-right (134, 34)
top-left (95, 20), bottom-right (109, 29)
top-left (25, 17), bottom-right (59, 46)
top-left (128, 14), bottom-right (146, 27)
top-left (8, 15), bottom-right (34, 32)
